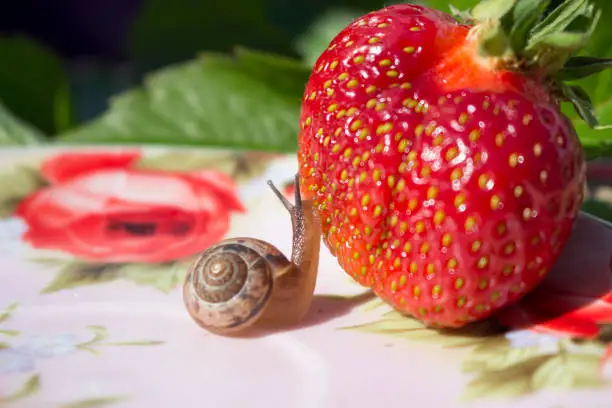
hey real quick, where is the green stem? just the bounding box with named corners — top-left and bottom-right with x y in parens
top-left (455, 0), bottom-right (612, 129)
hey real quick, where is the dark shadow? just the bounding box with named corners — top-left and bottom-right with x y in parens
top-left (300, 290), bottom-right (377, 326)
top-left (217, 290), bottom-right (376, 339)
top-left (195, 214), bottom-right (612, 341)
top-left (490, 213), bottom-right (612, 338)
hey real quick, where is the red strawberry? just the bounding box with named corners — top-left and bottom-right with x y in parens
top-left (297, 0), bottom-right (611, 328)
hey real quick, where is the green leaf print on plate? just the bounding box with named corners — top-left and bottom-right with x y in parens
top-left (0, 374), bottom-right (41, 404)
top-left (345, 310), bottom-right (612, 401)
top-left (0, 165), bottom-right (48, 218)
top-left (344, 310), bottom-right (504, 348)
top-left (0, 303), bottom-right (164, 406)
top-left (461, 336), bottom-right (608, 401)
top-left (135, 150), bottom-right (281, 183)
top-left (75, 326), bottom-right (165, 355)
top-left (0, 303), bottom-right (20, 345)
top-left (58, 396), bottom-right (130, 408)
top-left (0, 302), bottom-right (18, 324)
top-left (37, 259), bottom-right (190, 294)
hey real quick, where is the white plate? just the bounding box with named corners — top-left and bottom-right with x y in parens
top-left (0, 146), bottom-right (611, 408)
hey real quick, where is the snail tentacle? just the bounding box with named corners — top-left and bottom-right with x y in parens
top-left (265, 174), bottom-right (312, 269)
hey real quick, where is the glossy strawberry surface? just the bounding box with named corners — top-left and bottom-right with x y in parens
top-left (297, 4), bottom-right (586, 327)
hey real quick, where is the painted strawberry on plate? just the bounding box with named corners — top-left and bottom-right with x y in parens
top-left (297, 0), bottom-right (611, 328)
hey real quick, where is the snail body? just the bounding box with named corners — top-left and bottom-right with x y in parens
top-left (182, 175), bottom-right (321, 335)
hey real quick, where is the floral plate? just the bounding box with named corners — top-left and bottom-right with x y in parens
top-left (0, 146), bottom-right (611, 408)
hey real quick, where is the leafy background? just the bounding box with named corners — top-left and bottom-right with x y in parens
top-left (0, 0), bottom-right (611, 218)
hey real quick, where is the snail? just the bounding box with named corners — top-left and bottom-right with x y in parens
top-left (182, 174), bottom-right (321, 335)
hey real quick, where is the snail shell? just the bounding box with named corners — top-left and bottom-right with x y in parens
top-left (182, 175), bottom-right (321, 336)
top-left (183, 237), bottom-right (292, 334)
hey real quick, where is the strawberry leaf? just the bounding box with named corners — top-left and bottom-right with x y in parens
top-left (529, 0), bottom-right (597, 41)
top-left (56, 48), bottom-right (310, 152)
top-left (557, 56), bottom-right (612, 80)
top-left (560, 0), bottom-right (612, 159)
top-left (504, 0), bottom-right (551, 52)
top-left (561, 84), bottom-right (608, 129)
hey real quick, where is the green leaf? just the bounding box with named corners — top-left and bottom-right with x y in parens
top-left (581, 198), bottom-right (612, 222)
top-left (530, 0), bottom-right (592, 41)
top-left (0, 302), bottom-right (18, 323)
top-left (471, 0), bottom-right (517, 22)
top-left (342, 312), bottom-right (431, 332)
top-left (41, 262), bottom-right (122, 294)
top-left (559, 0), bottom-right (612, 158)
top-left (135, 150), bottom-right (278, 183)
top-left (76, 331), bottom-right (106, 355)
top-left (75, 325), bottom-right (109, 354)
top-left (478, 22), bottom-right (512, 57)
top-left (562, 84), bottom-right (604, 128)
top-left (0, 100), bottom-right (45, 146)
top-left (461, 354), bottom-right (555, 401)
top-left (57, 48), bottom-right (311, 152)
top-left (0, 36), bottom-right (73, 134)
top-left (429, 0), bottom-right (480, 14)
top-left (38, 257), bottom-right (191, 294)
top-left (466, 344), bottom-right (552, 373)
top-left (85, 325), bottom-right (109, 344)
top-left (59, 395), bottom-right (129, 408)
top-left (128, 0), bottom-right (294, 72)
top-left (558, 56), bottom-right (612, 80)
top-left (505, 0), bottom-right (551, 52)
top-left (531, 31), bottom-right (590, 52)
top-left (77, 326), bottom-right (164, 352)
top-left (531, 352), bottom-right (606, 389)
top-left (343, 312), bottom-right (504, 348)
top-left (119, 262), bottom-right (187, 293)
top-left (0, 329), bottom-right (20, 337)
top-left (468, 335), bottom-right (512, 353)
top-left (294, 8), bottom-right (364, 66)
top-left (101, 340), bottom-right (165, 347)
top-left (461, 337), bottom-right (610, 400)
top-left (135, 151), bottom-right (241, 173)
top-left (360, 297), bottom-right (388, 312)
top-left (0, 165), bottom-right (48, 218)
top-left (570, 106), bottom-right (612, 160)
top-left (0, 374), bottom-right (41, 403)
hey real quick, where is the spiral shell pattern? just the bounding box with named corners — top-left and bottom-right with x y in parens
top-left (182, 238), bottom-right (274, 333)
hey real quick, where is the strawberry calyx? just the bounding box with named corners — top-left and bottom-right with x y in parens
top-left (452, 0), bottom-right (612, 130)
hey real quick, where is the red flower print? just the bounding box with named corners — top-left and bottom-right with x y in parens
top-left (496, 215), bottom-right (612, 339)
top-left (15, 151), bottom-right (246, 263)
